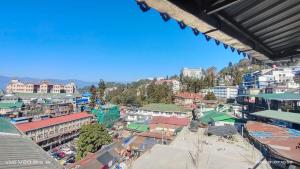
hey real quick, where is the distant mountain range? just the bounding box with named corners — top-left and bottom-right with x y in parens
top-left (0, 75), bottom-right (97, 90)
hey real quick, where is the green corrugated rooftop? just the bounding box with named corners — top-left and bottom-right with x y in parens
top-left (200, 110), bottom-right (236, 124)
top-left (252, 110), bottom-right (300, 124)
top-left (141, 103), bottom-right (187, 112)
top-left (0, 118), bottom-right (20, 134)
top-left (211, 114), bottom-right (234, 121)
top-left (0, 102), bottom-right (23, 109)
top-left (101, 104), bottom-right (118, 109)
top-left (248, 93), bottom-right (300, 101)
top-left (14, 92), bottom-right (82, 99)
top-left (127, 123), bottom-right (149, 132)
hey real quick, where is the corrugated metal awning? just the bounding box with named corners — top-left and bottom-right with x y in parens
top-left (135, 0), bottom-right (300, 65)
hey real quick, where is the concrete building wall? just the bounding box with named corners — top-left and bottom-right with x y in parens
top-left (25, 117), bottom-right (92, 145)
top-left (25, 84), bottom-right (34, 93)
top-left (134, 109), bottom-right (187, 118)
top-left (181, 68), bottom-right (204, 79)
top-left (171, 80), bottom-right (181, 93)
top-left (6, 80), bottom-right (26, 93)
top-left (243, 68), bottom-right (298, 89)
top-left (65, 82), bottom-right (76, 94)
top-left (174, 98), bottom-right (194, 105)
top-left (213, 86), bottom-right (238, 99)
top-left (39, 82), bottom-right (48, 93)
top-left (52, 85), bottom-right (62, 93)
top-left (6, 80), bottom-right (76, 94)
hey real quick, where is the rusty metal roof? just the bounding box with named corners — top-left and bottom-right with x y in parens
top-left (246, 121), bottom-right (300, 165)
top-left (135, 0), bottom-right (300, 65)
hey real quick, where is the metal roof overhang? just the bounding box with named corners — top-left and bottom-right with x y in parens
top-left (135, 0), bottom-right (300, 65)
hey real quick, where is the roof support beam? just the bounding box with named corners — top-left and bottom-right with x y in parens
top-left (215, 13), bottom-right (274, 56)
top-left (268, 34), bottom-right (300, 48)
top-left (203, 28), bottom-right (218, 34)
top-left (263, 29), bottom-right (300, 44)
top-left (255, 18), bottom-right (300, 38)
top-left (239, 1), bottom-right (287, 25)
top-left (272, 45), bottom-right (300, 60)
top-left (273, 52), bottom-right (300, 61)
top-left (205, 0), bottom-right (240, 15)
top-left (259, 20), bottom-right (300, 40)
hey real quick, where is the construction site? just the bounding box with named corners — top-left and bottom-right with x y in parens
top-left (131, 127), bottom-right (272, 169)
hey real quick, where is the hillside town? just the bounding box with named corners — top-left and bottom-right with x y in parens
top-left (1, 0), bottom-right (300, 169)
top-left (1, 62), bottom-right (300, 169)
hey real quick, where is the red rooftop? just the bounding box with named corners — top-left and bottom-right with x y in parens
top-left (175, 92), bottom-right (202, 100)
top-left (16, 112), bottom-right (93, 132)
top-left (150, 116), bottom-right (189, 126)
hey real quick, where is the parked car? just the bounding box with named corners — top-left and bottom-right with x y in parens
top-left (64, 150), bottom-right (73, 155)
top-left (65, 156), bottom-right (75, 163)
top-left (52, 147), bottom-right (60, 152)
top-left (58, 152), bottom-right (66, 158)
top-left (52, 154), bottom-right (63, 160)
top-left (189, 120), bottom-right (199, 132)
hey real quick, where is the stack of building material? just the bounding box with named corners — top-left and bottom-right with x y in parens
top-left (207, 125), bottom-right (237, 136)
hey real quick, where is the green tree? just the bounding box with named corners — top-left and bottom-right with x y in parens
top-left (204, 92), bottom-right (217, 100)
top-left (146, 82), bottom-right (156, 103)
top-left (146, 82), bottom-right (173, 104)
top-left (111, 95), bottom-right (121, 104)
top-left (98, 79), bottom-right (106, 104)
top-left (89, 85), bottom-right (97, 108)
top-left (76, 123), bottom-right (112, 161)
top-left (232, 67), bottom-right (243, 85)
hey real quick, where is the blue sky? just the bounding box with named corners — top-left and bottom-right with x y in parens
top-left (0, 0), bottom-right (243, 82)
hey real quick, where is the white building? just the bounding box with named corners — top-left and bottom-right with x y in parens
top-left (172, 80), bottom-right (181, 93)
top-left (155, 79), bottom-right (181, 93)
top-left (243, 67), bottom-right (298, 89)
top-left (270, 67), bottom-right (295, 84)
top-left (287, 81), bottom-right (299, 89)
top-left (213, 86), bottom-right (238, 99)
top-left (181, 68), bottom-right (204, 79)
top-left (125, 104), bottom-right (188, 123)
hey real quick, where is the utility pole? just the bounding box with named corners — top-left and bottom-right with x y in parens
top-left (241, 125), bottom-right (244, 137)
top-left (267, 99), bottom-right (271, 110)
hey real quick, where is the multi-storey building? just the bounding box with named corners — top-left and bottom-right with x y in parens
top-left (0, 118), bottom-right (63, 169)
top-left (125, 103), bottom-right (188, 124)
top-left (43, 103), bottom-right (74, 117)
top-left (174, 92), bottom-right (202, 106)
top-left (181, 68), bottom-right (204, 79)
top-left (64, 82), bottom-right (76, 93)
top-left (15, 112), bottom-right (93, 150)
top-left (243, 67), bottom-right (299, 89)
top-left (213, 85), bottom-right (238, 99)
top-left (155, 79), bottom-right (181, 93)
top-left (243, 70), bottom-right (274, 89)
top-left (6, 80), bottom-right (76, 94)
top-left (0, 101), bottom-right (23, 116)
